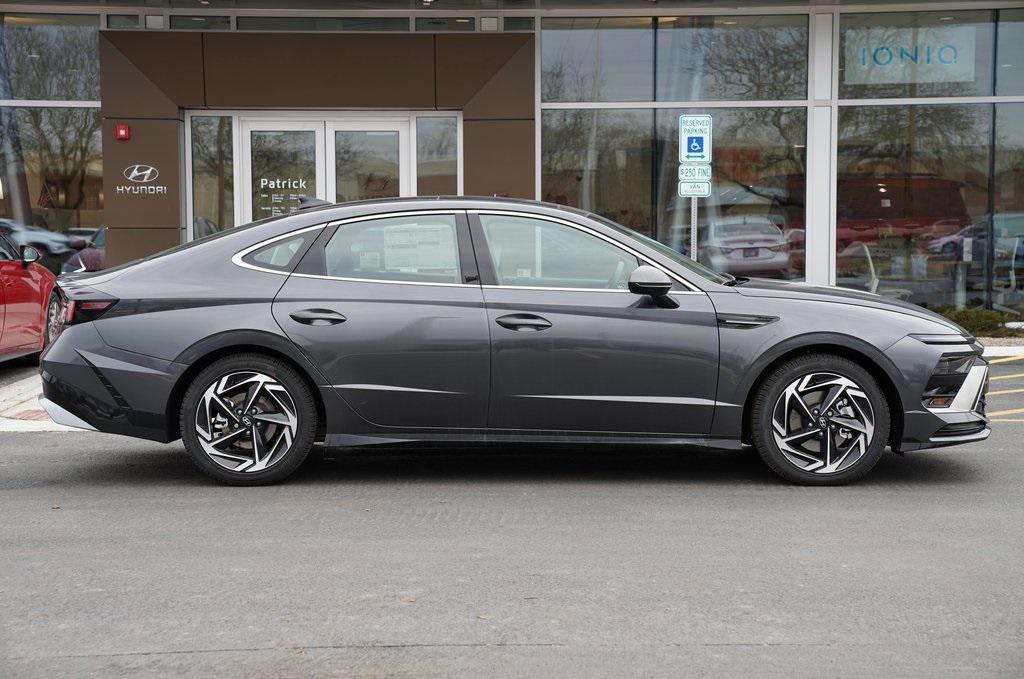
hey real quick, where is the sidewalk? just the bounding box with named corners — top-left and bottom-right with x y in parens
top-left (0, 375), bottom-right (75, 433)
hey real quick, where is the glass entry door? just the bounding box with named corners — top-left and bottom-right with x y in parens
top-left (240, 120), bottom-right (326, 223)
top-left (328, 120), bottom-right (410, 203)
top-left (240, 118), bottom-right (410, 223)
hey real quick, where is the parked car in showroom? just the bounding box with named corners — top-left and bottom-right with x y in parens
top-left (41, 198), bottom-right (989, 486)
top-left (0, 231), bottom-right (59, 363)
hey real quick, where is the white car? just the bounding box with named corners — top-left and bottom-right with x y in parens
top-left (700, 216), bottom-right (791, 278)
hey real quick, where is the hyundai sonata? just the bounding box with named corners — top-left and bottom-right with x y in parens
top-left (40, 198), bottom-right (989, 485)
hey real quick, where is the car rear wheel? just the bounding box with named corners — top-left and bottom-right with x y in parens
top-left (180, 354), bottom-right (317, 485)
top-left (750, 354), bottom-right (890, 485)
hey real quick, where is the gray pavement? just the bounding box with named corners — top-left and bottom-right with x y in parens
top-left (0, 361), bottom-right (36, 389)
top-left (1, 360), bottom-right (1023, 677)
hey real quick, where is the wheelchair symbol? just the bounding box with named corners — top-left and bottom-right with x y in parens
top-left (685, 136), bottom-right (705, 159)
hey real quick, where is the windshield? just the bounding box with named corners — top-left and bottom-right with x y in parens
top-left (589, 214), bottom-right (731, 285)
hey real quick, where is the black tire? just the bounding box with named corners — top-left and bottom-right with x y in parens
top-left (179, 353), bottom-right (317, 486)
top-left (750, 354), bottom-right (890, 486)
top-left (42, 292), bottom-right (60, 348)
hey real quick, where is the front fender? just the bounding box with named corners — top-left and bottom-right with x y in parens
top-left (711, 331), bottom-right (912, 440)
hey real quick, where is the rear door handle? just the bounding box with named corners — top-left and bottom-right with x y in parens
top-left (495, 313), bottom-right (551, 331)
top-left (289, 308), bottom-right (347, 326)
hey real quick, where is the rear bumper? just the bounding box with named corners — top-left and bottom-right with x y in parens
top-left (39, 396), bottom-right (96, 431)
top-left (40, 322), bottom-right (186, 442)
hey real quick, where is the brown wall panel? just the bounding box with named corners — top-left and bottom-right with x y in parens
top-left (463, 120), bottom-right (534, 199)
top-left (461, 39), bottom-right (534, 121)
top-left (435, 34), bottom-right (532, 112)
top-left (105, 228), bottom-right (183, 266)
top-left (100, 35), bottom-right (179, 119)
top-left (102, 118), bottom-right (184, 266)
top-left (102, 32), bottom-right (205, 112)
top-left (203, 34), bottom-right (435, 108)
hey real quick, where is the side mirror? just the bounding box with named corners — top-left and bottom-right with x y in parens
top-left (20, 245), bottom-right (40, 266)
top-left (628, 265), bottom-right (673, 298)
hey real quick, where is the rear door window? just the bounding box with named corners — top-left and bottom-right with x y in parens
top-left (323, 214), bottom-right (461, 284)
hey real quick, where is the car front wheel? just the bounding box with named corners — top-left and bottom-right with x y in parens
top-left (751, 354), bottom-right (891, 485)
top-left (180, 354), bottom-right (317, 485)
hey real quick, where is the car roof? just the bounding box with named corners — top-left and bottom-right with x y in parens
top-left (294, 196), bottom-right (597, 221)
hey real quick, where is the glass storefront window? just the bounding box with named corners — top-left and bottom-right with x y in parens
top-left (415, 17), bottom-right (475, 32)
top-left (542, 17), bottom-right (654, 102)
top-left (190, 116), bottom-right (234, 239)
top-left (656, 15), bottom-right (808, 101)
top-left (0, 106), bottom-right (102, 271)
top-left (236, 16), bottom-right (408, 32)
top-left (0, 13), bottom-right (99, 101)
top-left (654, 107), bottom-right (807, 280)
top-left (541, 109), bottom-right (653, 233)
top-left (997, 10), bottom-right (1024, 95)
top-left (107, 15), bottom-right (139, 30)
top-left (993, 103), bottom-right (1024, 318)
top-left (416, 116), bottom-right (457, 196)
top-left (839, 10), bottom-right (996, 99)
top-left (168, 16), bottom-right (231, 31)
top-left (835, 104), bottom-right (992, 311)
top-left (504, 17), bottom-right (535, 32)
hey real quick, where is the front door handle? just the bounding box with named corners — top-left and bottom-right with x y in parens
top-left (289, 308), bottom-right (347, 326)
top-left (495, 313), bottom-right (552, 332)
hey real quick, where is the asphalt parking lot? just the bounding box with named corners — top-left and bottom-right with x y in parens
top-left (1, 358), bottom-right (1023, 677)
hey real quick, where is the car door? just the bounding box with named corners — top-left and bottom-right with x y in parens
top-left (271, 210), bottom-right (490, 429)
top-left (0, 234), bottom-right (42, 350)
top-left (470, 211), bottom-right (720, 436)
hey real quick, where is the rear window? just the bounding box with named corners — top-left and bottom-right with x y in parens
top-left (242, 233), bottom-right (312, 272)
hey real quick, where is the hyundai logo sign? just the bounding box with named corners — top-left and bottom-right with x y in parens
top-left (123, 164), bottom-right (159, 183)
top-left (116, 163), bottom-right (168, 196)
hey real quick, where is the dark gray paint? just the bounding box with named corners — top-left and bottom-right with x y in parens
top-left (41, 197), bottom-right (988, 453)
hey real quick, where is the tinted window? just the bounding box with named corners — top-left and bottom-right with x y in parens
top-left (479, 214), bottom-right (638, 290)
top-left (244, 233), bottom-right (311, 272)
top-left (324, 215), bottom-right (460, 284)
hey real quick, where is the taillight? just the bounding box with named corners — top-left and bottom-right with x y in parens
top-left (63, 299), bottom-right (118, 326)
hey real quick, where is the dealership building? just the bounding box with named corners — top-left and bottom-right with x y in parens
top-left (1, 0), bottom-right (1023, 321)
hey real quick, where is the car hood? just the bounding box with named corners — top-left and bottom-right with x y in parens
top-left (732, 278), bottom-right (969, 335)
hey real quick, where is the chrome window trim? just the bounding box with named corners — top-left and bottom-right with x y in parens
top-left (231, 223), bottom-right (328, 277)
top-left (469, 209), bottom-right (703, 293)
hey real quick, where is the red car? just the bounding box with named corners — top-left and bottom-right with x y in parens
top-left (1, 231), bottom-right (59, 363)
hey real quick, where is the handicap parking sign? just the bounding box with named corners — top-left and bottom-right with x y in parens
top-left (678, 115), bottom-right (712, 163)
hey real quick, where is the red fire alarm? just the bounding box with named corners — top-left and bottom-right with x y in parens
top-left (114, 122), bottom-right (131, 141)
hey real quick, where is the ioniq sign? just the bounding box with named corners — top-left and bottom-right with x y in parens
top-left (116, 163), bottom-right (167, 195)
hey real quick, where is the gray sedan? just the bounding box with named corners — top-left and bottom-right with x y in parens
top-left (40, 198), bottom-right (989, 485)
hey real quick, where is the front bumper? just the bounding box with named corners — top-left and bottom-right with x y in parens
top-left (899, 356), bottom-right (990, 452)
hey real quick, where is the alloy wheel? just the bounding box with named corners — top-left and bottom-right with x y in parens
top-left (771, 372), bottom-right (875, 474)
top-left (194, 371), bottom-right (299, 473)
